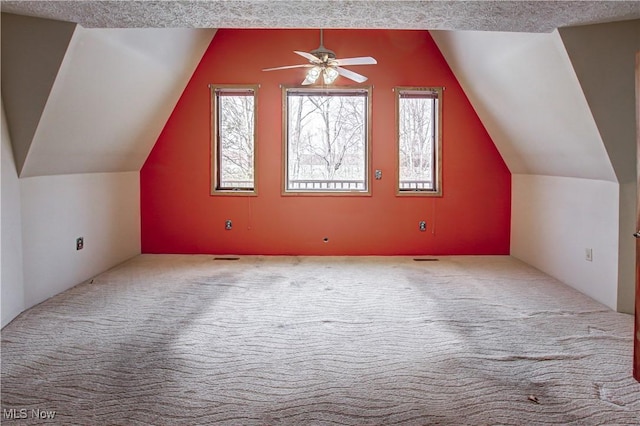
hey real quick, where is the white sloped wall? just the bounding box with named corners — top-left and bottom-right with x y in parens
top-left (1, 19), bottom-right (215, 326)
top-left (432, 28), bottom-right (624, 311)
top-left (22, 27), bottom-right (216, 177)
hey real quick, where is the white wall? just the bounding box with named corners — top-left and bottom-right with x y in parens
top-left (20, 172), bottom-right (140, 308)
top-left (511, 174), bottom-right (620, 310)
top-left (1, 99), bottom-right (25, 327)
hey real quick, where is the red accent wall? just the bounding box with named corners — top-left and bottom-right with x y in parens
top-left (141, 29), bottom-right (511, 255)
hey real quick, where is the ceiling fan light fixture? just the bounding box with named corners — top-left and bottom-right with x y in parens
top-left (263, 29), bottom-right (376, 85)
top-left (323, 66), bottom-right (339, 84)
top-left (303, 66), bottom-right (322, 85)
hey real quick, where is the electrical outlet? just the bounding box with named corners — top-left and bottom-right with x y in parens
top-left (225, 220), bottom-right (232, 230)
top-left (419, 221), bottom-right (427, 232)
top-left (76, 237), bottom-right (84, 250)
top-left (585, 248), bottom-right (593, 262)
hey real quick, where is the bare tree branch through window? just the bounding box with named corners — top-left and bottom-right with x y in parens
top-left (285, 88), bottom-right (369, 193)
top-left (396, 87), bottom-right (442, 195)
top-left (211, 86), bottom-right (257, 194)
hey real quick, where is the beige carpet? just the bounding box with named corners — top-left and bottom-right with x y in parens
top-left (2, 255), bottom-right (639, 425)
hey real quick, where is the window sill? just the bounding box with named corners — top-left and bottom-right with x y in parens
top-left (396, 190), bottom-right (442, 197)
top-left (211, 190), bottom-right (258, 197)
top-left (282, 190), bottom-right (372, 197)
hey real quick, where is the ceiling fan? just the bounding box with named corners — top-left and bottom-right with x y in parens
top-left (262, 29), bottom-right (377, 85)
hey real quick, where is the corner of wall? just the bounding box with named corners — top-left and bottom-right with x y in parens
top-left (20, 171), bottom-right (141, 308)
top-left (1, 96), bottom-right (25, 327)
top-left (617, 162), bottom-right (637, 315)
top-left (511, 174), bottom-right (620, 311)
top-left (558, 20), bottom-right (639, 314)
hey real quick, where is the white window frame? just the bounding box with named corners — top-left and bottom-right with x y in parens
top-left (210, 84), bottom-right (258, 196)
top-left (282, 86), bottom-right (372, 196)
top-left (395, 86), bottom-right (443, 197)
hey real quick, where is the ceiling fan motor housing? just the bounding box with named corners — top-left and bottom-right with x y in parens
top-left (310, 47), bottom-right (336, 62)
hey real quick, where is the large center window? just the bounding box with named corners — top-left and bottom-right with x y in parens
top-left (283, 87), bottom-right (371, 195)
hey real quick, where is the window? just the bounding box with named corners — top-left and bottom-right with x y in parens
top-left (210, 85), bottom-right (258, 195)
top-left (283, 87), bottom-right (371, 195)
top-left (396, 87), bottom-right (442, 196)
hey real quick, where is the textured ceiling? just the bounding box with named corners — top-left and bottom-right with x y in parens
top-left (1, 0), bottom-right (639, 32)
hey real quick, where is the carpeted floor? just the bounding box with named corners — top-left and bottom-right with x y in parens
top-left (1, 255), bottom-right (639, 425)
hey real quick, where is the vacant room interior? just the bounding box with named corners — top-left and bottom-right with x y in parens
top-left (1, 1), bottom-right (640, 424)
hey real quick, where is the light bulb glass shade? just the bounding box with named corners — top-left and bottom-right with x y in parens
top-left (323, 66), bottom-right (339, 84)
top-left (303, 66), bottom-right (322, 85)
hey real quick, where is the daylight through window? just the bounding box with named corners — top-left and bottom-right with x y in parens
top-left (284, 87), bottom-right (370, 194)
top-left (211, 85), bottom-right (257, 195)
top-left (396, 87), bottom-right (442, 196)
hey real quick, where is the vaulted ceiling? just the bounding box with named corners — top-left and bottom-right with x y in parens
top-left (1, 1), bottom-right (639, 182)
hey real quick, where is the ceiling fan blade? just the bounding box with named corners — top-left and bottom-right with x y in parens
top-left (335, 66), bottom-right (368, 83)
top-left (263, 64), bottom-right (312, 71)
top-left (334, 56), bottom-right (377, 66)
top-left (294, 50), bottom-right (321, 63)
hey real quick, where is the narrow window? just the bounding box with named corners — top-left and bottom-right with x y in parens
top-left (283, 86), bottom-right (371, 195)
top-left (211, 85), bottom-right (258, 195)
top-left (396, 87), bottom-right (442, 196)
